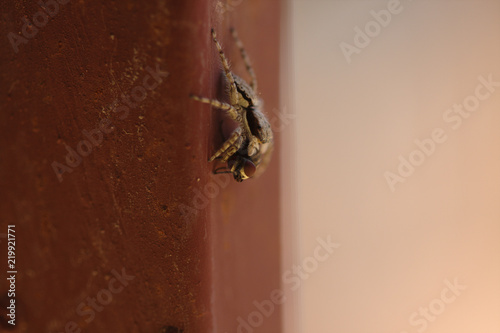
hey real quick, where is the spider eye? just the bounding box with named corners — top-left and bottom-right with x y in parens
top-left (242, 159), bottom-right (256, 178)
top-left (229, 157), bottom-right (256, 181)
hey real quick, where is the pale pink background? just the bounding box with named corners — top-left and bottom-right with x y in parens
top-left (284, 1), bottom-right (500, 333)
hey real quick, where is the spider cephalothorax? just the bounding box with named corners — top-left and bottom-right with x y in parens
top-left (190, 28), bottom-right (273, 182)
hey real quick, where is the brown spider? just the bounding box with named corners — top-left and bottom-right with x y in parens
top-left (190, 28), bottom-right (273, 182)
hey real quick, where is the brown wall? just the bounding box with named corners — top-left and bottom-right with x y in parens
top-left (0, 1), bottom-right (282, 332)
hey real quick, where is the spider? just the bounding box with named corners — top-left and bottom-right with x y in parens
top-left (190, 28), bottom-right (273, 182)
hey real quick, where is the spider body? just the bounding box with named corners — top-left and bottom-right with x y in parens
top-left (190, 28), bottom-right (273, 182)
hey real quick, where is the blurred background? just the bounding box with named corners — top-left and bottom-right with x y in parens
top-left (288, 1), bottom-right (500, 332)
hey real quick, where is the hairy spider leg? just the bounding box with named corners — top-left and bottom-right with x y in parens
top-left (211, 28), bottom-right (239, 106)
top-left (213, 166), bottom-right (233, 175)
top-left (208, 127), bottom-right (244, 162)
top-left (246, 135), bottom-right (260, 157)
top-left (189, 94), bottom-right (242, 123)
top-left (230, 27), bottom-right (257, 91)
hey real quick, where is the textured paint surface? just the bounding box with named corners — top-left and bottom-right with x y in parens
top-left (0, 0), bottom-right (281, 332)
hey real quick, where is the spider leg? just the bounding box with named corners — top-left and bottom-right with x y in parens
top-left (246, 136), bottom-right (260, 157)
top-left (213, 165), bottom-right (233, 175)
top-left (211, 28), bottom-right (239, 106)
top-left (190, 94), bottom-right (242, 123)
top-left (208, 128), bottom-right (243, 162)
top-left (230, 27), bottom-right (257, 91)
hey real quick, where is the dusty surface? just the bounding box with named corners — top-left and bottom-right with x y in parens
top-left (0, 0), bottom-right (281, 332)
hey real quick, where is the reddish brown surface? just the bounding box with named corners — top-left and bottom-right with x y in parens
top-left (210, 3), bottom-right (283, 333)
top-left (0, 1), bottom-right (281, 333)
